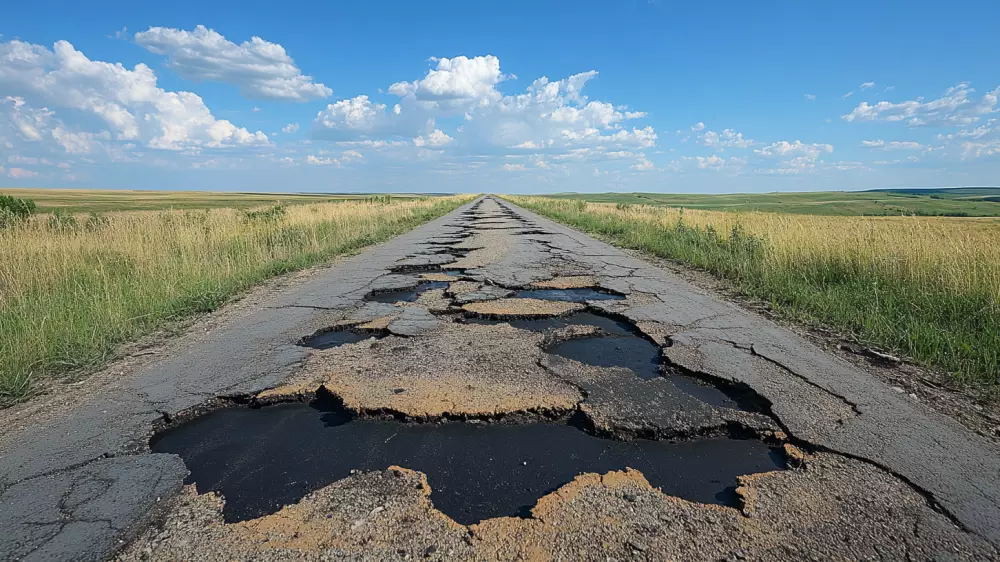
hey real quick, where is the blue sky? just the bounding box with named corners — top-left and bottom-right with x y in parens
top-left (1, 0), bottom-right (998, 194)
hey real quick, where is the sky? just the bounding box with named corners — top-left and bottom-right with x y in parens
top-left (1, 0), bottom-right (998, 194)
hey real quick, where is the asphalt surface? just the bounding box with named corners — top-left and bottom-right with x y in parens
top-left (1, 196), bottom-right (999, 561)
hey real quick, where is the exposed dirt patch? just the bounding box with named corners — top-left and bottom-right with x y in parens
top-left (263, 322), bottom-right (583, 418)
top-left (462, 298), bottom-right (583, 318)
top-left (447, 280), bottom-right (481, 295)
top-left (420, 272), bottom-right (462, 282)
top-left (446, 231), bottom-right (513, 270)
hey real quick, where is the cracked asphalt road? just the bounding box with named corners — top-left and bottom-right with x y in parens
top-left (2, 196), bottom-right (999, 561)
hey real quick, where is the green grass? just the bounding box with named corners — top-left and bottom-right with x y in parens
top-left (544, 187), bottom-right (1000, 217)
top-left (0, 196), bottom-right (470, 406)
top-left (509, 196), bottom-right (1000, 389)
top-left (0, 188), bottom-right (428, 213)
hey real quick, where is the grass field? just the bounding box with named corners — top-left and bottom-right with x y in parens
top-left (0, 195), bottom-right (472, 405)
top-left (0, 188), bottom-right (427, 213)
top-left (545, 187), bottom-right (1000, 217)
top-left (508, 196), bottom-right (1000, 389)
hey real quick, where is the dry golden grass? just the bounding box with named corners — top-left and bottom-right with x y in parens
top-left (509, 196), bottom-right (1000, 386)
top-left (0, 196), bottom-right (472, 404)
top-left (0, 187), bottom-right (423, 213)
top-left (598, 203), bottom-right (1000, 299)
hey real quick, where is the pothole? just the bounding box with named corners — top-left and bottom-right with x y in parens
top-left (462, 311), bottom-right (634, 335)
top-left (389, 264), bottom-right (452, 274)
top-left (463, 310), bottom-right (763, 412)
top-left (365, 281), bottom-right (450, 303)
top-left (512, 288), bottom-right (625, 302)
top-left (665, 371), bottom-right (768, 411)
top-left (298, 328), bottom-right (386, 350)
top-left (548, 335), bottom-right (661, 380)
top-left (151, 397), bottom-right (787, 526)
top-left (420, 271), bottom-right (467, 282)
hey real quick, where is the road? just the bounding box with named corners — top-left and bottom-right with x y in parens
top-left (1, 196), bottom-right (998, 560)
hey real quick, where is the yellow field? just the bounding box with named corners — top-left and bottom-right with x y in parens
top-left (0, 188), bottom-right (424, 213)
top-left (0, 196), bottom-right (472, 404)
top-left (598, 203), bottom-right (1000, 298)
top-left (509, 196), bottom-right (1000, 385)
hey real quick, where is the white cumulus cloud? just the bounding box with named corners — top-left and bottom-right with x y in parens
top-left (755, 140), bottom-right (834, 159)
top-left (960, 139), bottom-right (1000, 159)
top-left (512, 140), bottom-right (544, 149)
top-left (631, 157), bottom-right (654, 171)
top-left (842, 83), bottom-right (998, 127)
top-left (7, 167), bottom-right (38, 178)
top-left (861, 140), bottom-right (924, 150)
top-left (413, 128), bottom-right (454, 148)
top-left (306, 154), bottom-right (340, 166)
top-left (134, 25), bottom-right (331, 101)
top-left (0, 39), bottom-right (269, 151)
top-left (336, 139), bottom-right (409, 150)
top-left (699, 127), bottom-right (754, 149)
top-left (313, 95), bottom-right (401, 139)
top-left (312, 58), bottom-right (654, 156)
top-left (388, 55), bottom-right (508, 109)
top-left (694, 155), bottom-right (724, 169)
top-left (282, 123), bottom-right (299, 134)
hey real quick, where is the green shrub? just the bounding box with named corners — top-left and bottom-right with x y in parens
top-left (242, 204), bottom-right (287, 222)
top-left (84, 212), bottom-right (110, 231)
top-left (0, 195), bottom-right (36, 228)
top-left (47, 209), bottom-right (79, 232)
top-left (0, 195), bottom-right (36, 218)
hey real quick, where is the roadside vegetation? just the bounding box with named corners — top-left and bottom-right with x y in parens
top-left (508, 196), bottom-right (1000, 389)
top-left (0, 188), bottom-right (427, 213)
top-left (546, 187), bottom-right (1000, 217)
top-left (0, 195), bottom-right (472, 405)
